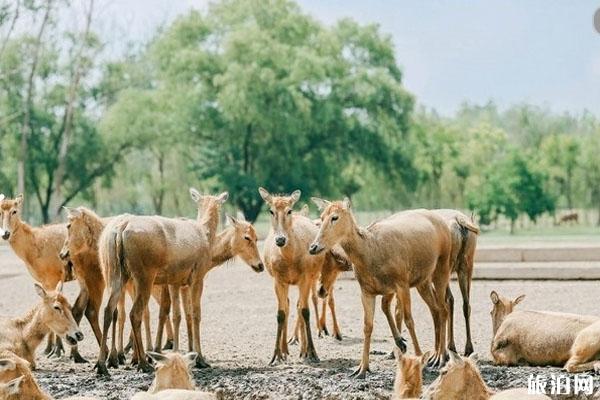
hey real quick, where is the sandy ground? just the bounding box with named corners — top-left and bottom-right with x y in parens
top-left (0, 245), bottom-right (599, 399)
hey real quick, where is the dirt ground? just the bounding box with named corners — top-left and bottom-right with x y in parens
top-left (0, 245), bottom-right (599, 399)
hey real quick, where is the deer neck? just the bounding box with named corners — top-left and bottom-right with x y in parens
top-left (338, 221), bottom-right (370, 270)
top-left (462, 369), bottom-right (493, 400)
top-left (8, 219), bottom-right (34, 259)
top-left (199, 205), bottom-right (220, 244)
top-left (210, 227), bottom-right (235, 269)
top-left (395, 375), bottom-right (421, 399)
top-left (20, 305), bottom-right (49, 356)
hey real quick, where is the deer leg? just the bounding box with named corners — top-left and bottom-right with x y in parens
top-left (431, 269), bottom-right (451, 368)
top-left (169, 285), bottom-right (181, 351)
top-left (153, 285), bottom-right (170, 352)
top-left (44, 334), bottom-right (54, 355)
top-left (328, 288), bottom-right (343, 341)
top-left (96, 281), bottom-right (123, 376)
top-left (458, 263), bottom-right (474, 356)
top-left (351, 291), bottom-right (375, 379)
top-left (191, 277), bottom-right (210, 368)
top-left (298, 301), bottom-right (308, 356)
top-left (116, 293), bottom-right (127, 364)
top-left (318, 293), bottom-right (328, 337)
top-left (107, 308), bottom-right (120, 369)
top-left (130, 279), bottom-right (154, 373)
top-left (181, 286), bottom-right (193, 352)
top-left (398, 287), bottom-right (422, 356)
top-left (416, 282), bottom-right (441, 367)
top-left (311, 283), bottom-right (320, 333)
top-left (143, 306), bottom-right (152, 351)
top-left (298, 280), bottom-right (319, 362)
top-left (288, 299), bottom-right (300, 345)
top-left (69, 287), bottom-right (89, 364)
top-left (382, 293), bottom-right (406, 354)
top-left (270, 281), bottom-right (289, 365)
top-left (446, 287), bottom-right (456, 353)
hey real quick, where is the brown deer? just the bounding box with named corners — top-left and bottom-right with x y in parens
top-left (422, 351), bottom-right (551, 400)
top-left (146, 351), bottom-right (197, 393)
top-left (0, 353), bottom-right (46, 399)
top-left (435, 209), bottom-right (479, 356)
top-left (0, 372), bottom-right (99, 400)
top-left (309, 198), bottom-right (453, 378)
top-left (153, 214), bottom-right (264, 354)
top-left (0, 283), bottom-right (83, 369)
top-left (131, 389), bottom-right (222, 400)
top-left (0, 194), bottom-right (88, 362)
top-left (489, 291), bottom-right (600, 372)
top-left (393, 349), bottom-right (427, 400)
top-left (95, 190), bottom-right (227, 375)
top-left (258, 188), bottom-right (326, 364)
top-left (59, 208), bottom-right (165, 367)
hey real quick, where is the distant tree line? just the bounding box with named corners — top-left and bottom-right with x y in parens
top-left (0, 0), bottom-right (599, 231)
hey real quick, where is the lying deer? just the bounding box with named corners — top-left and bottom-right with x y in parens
top-left (0, 282), bottom-right (83, 369)
top-left (96, 190), bottom-right (227, 375)
top-left (0, 374), bottom-right (99, 400)
top-left (421, 350), bottom-right (551, 400)
top-left (153, 214), bottom-right (264, 353)
top-left (0, 352), bottom-right (45, 398)
top-left (146, 352), bottom-right (197, 393)
top-left (0, 194), bottom-right (90, 361)
top-left (393, 349), bottom-right (427, 400)
top-left (259, 188), bottom-right (328, 364)
top-left (131, 389), bottom-right (222, 400)
top-left (490, 291), bottom-right (600, 372)
top-left (435, 209), bottom-right (479, 356)
top-left (309, 199), bottom-right (453, 377)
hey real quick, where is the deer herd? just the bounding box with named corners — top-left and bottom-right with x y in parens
top-left (0, 188), bottom-right (594, 399)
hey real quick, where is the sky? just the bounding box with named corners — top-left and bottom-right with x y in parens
top-left (94, 0), bottom-right (600, 116)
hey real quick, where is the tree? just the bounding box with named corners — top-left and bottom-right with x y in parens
top-left (540, 134), bottom-right (580, 210)
top-left (105, 0), bottom-right (415, 221)
top-left (582, 134), bottom-right (600, 225)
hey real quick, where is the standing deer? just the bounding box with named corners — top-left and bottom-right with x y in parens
top-left (308, 199), bottom-right (453, 378)
top-left (152, 213), bottom-right (264, 353)
top-left (0, 283), bottom-right (83, 369)
top-left (435, 209), bottom-right (479, 356)
top-left (95, 190), bottom-right (227, 375)
top-left (0, 194), bottom-right (87, 362)
top-left (258, 188), bottom-right (325, 364)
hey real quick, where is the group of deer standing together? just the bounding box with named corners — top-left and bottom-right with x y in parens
top-left (0, 188), bottom-right (599, 400)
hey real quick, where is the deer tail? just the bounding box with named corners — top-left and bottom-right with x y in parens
top-left (456, 215), bottom-right (480, 235)
top-left (99, 218), bottom-right (129, 289)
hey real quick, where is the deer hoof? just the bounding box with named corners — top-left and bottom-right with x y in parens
top-left (350, 366), bottom-right (369, 379)
top-left (269, 351), bottom-right (287, 366)
top-left (117, 352), bottom-right (126, 365)
top-left (306, 352), bottom-right (320, 364)
top-left (163, 339), bottom-right (174, 350)
top-left (464, 343), bottom-right (474, 356)
top-left (107, 351), bottom-right (120, 369)
top-left (71, 352), bottom-right (89, 364)
top-left (395, 336), bottom-right (407, 353)
top-left (334, 333), bottom-right (343, 341)
top-left (138, 361), bottom-right (154, 374)
top-left (95, 362), bottom-right (110, 377)
top-left (195, 356), bottom-right (211, 369)
top-left (287, 336), bottom-right (299, 345)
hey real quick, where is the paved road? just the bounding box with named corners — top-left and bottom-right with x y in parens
top-left (0, 246), bottom-right (598, 399)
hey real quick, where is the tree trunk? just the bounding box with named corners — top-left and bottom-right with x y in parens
top-left (52, 0), bottom-right (95, 220)
top-left (0, 0), bottom-right (21, 59)
top-left (510, 219), bottom-right (515, 235)
top-left (18, 0), bottom-right (53, 198)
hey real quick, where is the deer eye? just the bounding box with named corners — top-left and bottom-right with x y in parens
top-left (331, 215), bottom-right (339, 222)
top-left (53, 305), bottom-right (61, 312)
top-left (66, 223), bottom-right (71, 229)
top-left (11, 210), bottom-right (16, 215)
top-left (269, 210), bottom-right (274, 216)
top-left (287, 209), bottom-right (292, 215)
top-left (244, 236), bottom-right (251, 241)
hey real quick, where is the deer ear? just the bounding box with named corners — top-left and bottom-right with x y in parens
top-left (342, 197), bottom-right (352, 209)
top-left (189, 188), bottom-right (202, 203)
top-left (393, 347), bottom-right (402, 363)
top-left (55, 281), bottom-right (64, 293)
top-left (420, 351), bottom-right (432, 366)
top-left (311, 197), bottom-right (330, 211)
top-left (216, 191), bottom-right (229, 205)
top-left (0, 358), bottom-right (16, 372)
top-left (448, 350), bottom-right (463, 366)
top-left (34, 283), bottom-right (47, 299)
top-left (183, 352), bottom-right (198, 366)
top-left (226, 215), bottom-right (238, 227)
top-left (490, 291), bottom-right (499, 304)
top-left (0, 194), bottom-right (5, 202)
top-left (3, 376), bottom-right (24, 395)
top-left (299, 204), bottom-right (309, 217)
top-left (15, 194), bottom-right (23, 207)
top-left (513, 294), bottom-right (526, 305)
top-left (290, 190), bottom-right (301, 205)
top-left (146, 351), bottom-right (167, 364)
top-left (236, 210), bottom-right (247, 221)
top-left (258, 187), bottom-right (272, 203)
top-left (468, 353), bottom-right (479, 364)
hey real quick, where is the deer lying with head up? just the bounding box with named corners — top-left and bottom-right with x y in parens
top-left (0, 194), bottom-right (90, 362)
top-left (490, 291), bottom-right (600, 372)
top-left (0, 283), bottom-right (83, 369)
top-left (96, 190), bottom-right (228, 375)
top-left (145, 351), bottom-right (197, 393)
top-left (393, 349), bottom-right (428, 400)
top-left (259, 188), bottom-right (339, 364)
top-left (309, 198), bottom-right (453, 378)
top-left (421, 350), bottom-right (551, 400)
